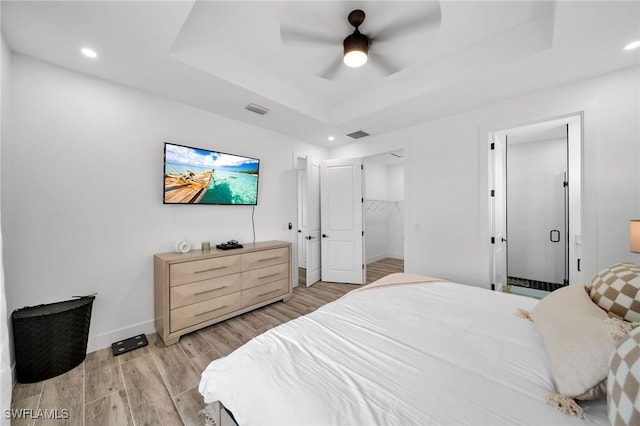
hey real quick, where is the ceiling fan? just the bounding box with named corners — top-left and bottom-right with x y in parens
top-left (342, 10), bottom-right (369, 68)
top-left (280, 4), bottom-right (442, 80)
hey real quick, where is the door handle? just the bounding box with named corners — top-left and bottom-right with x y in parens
top-left (305, 236), bottom-right (316, 240)
top-left (322, 234), bottom-right (329, 238)
top-left (550, 230), bottom-right (560, 243)
top-left (501, 237), bottom-right (507, 243)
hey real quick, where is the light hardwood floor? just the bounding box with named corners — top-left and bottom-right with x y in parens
top-left (10, 258), bottom-right (403, 426)
top-left (366, 257), bottom-right (404, 284)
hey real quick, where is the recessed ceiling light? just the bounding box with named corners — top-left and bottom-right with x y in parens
top-left (328, 136), bottom-right (335, 141)
top-left (81, 48), bottom-right (98, 58)
top-left (624, 40), bottom-right (640, 51)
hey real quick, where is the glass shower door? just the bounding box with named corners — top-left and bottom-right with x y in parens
top-left (506, 136), bottom-right (568, 292)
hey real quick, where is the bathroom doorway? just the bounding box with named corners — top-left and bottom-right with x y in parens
top-left (491, 115), bottom-right (582, 297)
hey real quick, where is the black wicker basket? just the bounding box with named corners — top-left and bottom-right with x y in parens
top-left (12, 295), bottom-right (95, 383)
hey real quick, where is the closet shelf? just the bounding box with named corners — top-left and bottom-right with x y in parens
top-left (365, 199), bottom-right (402, 217)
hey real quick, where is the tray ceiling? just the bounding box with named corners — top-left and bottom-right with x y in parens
top-left (2, 1), bottom-right (639, 146)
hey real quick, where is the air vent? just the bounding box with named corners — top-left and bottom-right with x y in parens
top-left (244, 103), bottom-right (271, 116)
top-left (346, 130), bottom-right (370, 139)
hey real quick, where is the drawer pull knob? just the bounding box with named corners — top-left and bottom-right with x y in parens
top-left (258, 273), bottom-right (280, 280)
top-left (195, 285), bottom-right (227, 296)
top-left (194, 305), bottom-right (228, 317)
top-left (195, 266), bottom-right (227, 274)
top-left (257, 289), bottom-right (282, 298)
top-left (258, 256), bottom-right (281, 262)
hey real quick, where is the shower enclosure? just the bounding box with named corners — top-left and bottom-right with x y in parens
top-left (506, 129), bottom-right (568, 292)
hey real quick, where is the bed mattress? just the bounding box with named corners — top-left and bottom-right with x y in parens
top-left (199, 276), bottom-right (609, 425)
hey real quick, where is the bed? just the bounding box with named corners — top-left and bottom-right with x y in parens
top-left (198, 272), bottom-right (618, 425)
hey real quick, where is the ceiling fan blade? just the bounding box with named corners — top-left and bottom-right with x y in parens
top-left (280, 24), bottom-right (340, 46)
top-left (370, 8), bottom-right (441, 43)
top-left (368, 51), bottom-right (402, 77)
top-left (318, 56), bottom-right (344, 80)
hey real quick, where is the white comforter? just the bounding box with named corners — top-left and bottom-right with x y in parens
top-left (199, 276), bottom-right (609, 425)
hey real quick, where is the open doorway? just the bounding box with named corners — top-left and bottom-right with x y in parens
top-left (294, 151), bottom-right (406, 287)
top-left (363, 150), bottom-right (405, 283)
top-left (491, 115), bottom-right (582, 298)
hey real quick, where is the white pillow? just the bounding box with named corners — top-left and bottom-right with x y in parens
top-left (531, 284), bottom-right (613, 400)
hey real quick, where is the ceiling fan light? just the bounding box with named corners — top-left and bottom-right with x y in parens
top-left (343, 32), bottom-right (368, 67)
top-left (344, 50), bottom-right (368, 67)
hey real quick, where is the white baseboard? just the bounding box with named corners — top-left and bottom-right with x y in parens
top-left (87, 319), bottom-right (156, 353)
top-left (366, 254), bottom-right (386, 264)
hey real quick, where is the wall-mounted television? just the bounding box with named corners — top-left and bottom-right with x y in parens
top-left (163, 142), bottom-right (260, 205)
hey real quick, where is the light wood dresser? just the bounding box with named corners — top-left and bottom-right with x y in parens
top-left (154, 240), bottom-right (292, 345)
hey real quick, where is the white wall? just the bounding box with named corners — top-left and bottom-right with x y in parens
top-left (364, 160), bottom-right (404, 263)
top-left (331, 66), bottom-right (640, 287)
top-left (387, 164), bottom-right (404, 259)
top-left (364, 160), bottom-right (387, 263)
top-left (0, 31), bottom-right (13, 423)
top-left (2, 54), bottom-right (328, 352)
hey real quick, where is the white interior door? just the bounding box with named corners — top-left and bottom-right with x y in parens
top-left (321, 158), bottom-right (364, 284)
top-left (491, 135), bottom-right (507, 291)
top-left (297, 169), bottom-right (307, 269)
top-left (305, 159), bottom-right (321, 286)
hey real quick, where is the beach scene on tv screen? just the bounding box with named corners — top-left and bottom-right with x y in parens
top-left (164, 144), bottom-right (259, 204)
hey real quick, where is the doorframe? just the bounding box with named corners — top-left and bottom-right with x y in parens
top-left (292, 149), bottom-right (408, 286)
top-left (362, 151), bottom-right (406, 268)
top-left (488, 112), bottom-right (584, 290)
top-left (292, 152), bottom-right (306, 288)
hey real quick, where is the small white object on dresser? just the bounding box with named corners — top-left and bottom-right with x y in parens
top-left (154, 240), bottom-right (292, 345)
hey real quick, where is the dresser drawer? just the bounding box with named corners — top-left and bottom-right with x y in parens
top-left (170, 274), bottom-right (241, 309)
top-left (170, 255), bottom-right (242, 286)
top-left (242, 263), bottom-right (289, 290)
top-left (155, 241), bottom-right (292, 345)
top-left (170, 292), bottom-right (242, 332)
top-left (242, 278), bottom-right (289, 308)
top-left (242, 247), bottom-right (289, 271)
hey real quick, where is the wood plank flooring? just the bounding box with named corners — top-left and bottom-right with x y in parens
top-left (10, 258), bottom-right (402, 426)
top-left (366, 257), bottom-right (404, 283)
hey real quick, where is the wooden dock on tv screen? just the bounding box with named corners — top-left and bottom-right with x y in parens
top-left (164, 171), bottom-right (213, 204)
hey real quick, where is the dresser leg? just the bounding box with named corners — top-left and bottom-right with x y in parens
top-left (162, 335), bottom-right (180, 346)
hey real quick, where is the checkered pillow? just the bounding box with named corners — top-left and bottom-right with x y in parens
top-left (608, 326), bottom-right (640, 426)
top-left (590, 263), bottom-right (640, 322)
